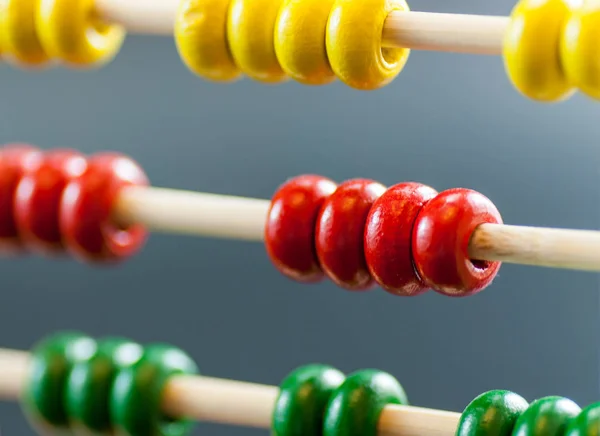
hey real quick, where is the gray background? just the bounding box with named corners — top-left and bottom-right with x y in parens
top-left (1, 0), bottom-right (599, 433)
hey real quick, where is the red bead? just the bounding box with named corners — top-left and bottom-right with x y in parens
top-left (315, 179), bottom-right (386, 290)
top-left (59, 152), bottom-right (149, 263)
top-left (364, 182), bottom-right (438, 296)
top-left (412, 188), bottom-right (502, 297)
top-left (0, 144), bottom-right (42, 252)
top-left (14, 149), bottom-right (88, 254)
top-left (265, 175), bottom-right (337, 282)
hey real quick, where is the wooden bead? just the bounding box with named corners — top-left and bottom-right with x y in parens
top-left (227, 0), bottom-right (288, 82)
top-left (364, 182), bottom-right (438, 296)
top-left (0, 0), bottom-right (51, 66)
top-left (326, 0), bottom-right (410, 90)
top-left (503, 0), bottom-right (575, 102)
top-left (273, 364), bottom-right (345, 436)
top-left (14, 149), bottom-right (87, 254)
top-left (561, 2), bottom-right (600, 100)
top-left (175, 0), bottom-right (241, 82)
top-left (65, 338), bottom-right (143, 434)
top-left (565, 402), bottom-right (600, 436)
top-left (59, 152), bottom-right (149, 263)
top-left (0, 144), bottom-right (42, 251)
top-left (412, 188), bottom-right (503, 297)
top-left (21, 332), bottom-right (96, 430)
top-left (456, 390), bottom-right (529, 436)
top-left (324, 369), bottom-right (408, 436)
top-left (315, 179), bottom-right (386, 290)
top-left (37, 0), bottom-right (125, 66)
top-left (265, 175), bottom-right (337, 282)
top-left (110, 343), bottom-right (198, 436)
top-left (512, 397), bottom-right (581, 436)
top-left (275, 0), bottom-right (337, 85)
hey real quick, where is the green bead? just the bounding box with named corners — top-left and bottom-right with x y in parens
top-left (272, 364), bottom-right (346, 436)
top-left (65, 338), bottom-right (143, 434)
top-left (323, 369), bottom-right (408, 436)
top-left (564, 402), bottom-right (600, 436)
top-left (512, 396), bottom-right (581, 436)
top-left (21, 332), bottom-right (97, 430)
top-left (110, 343), bottom-right (199, 436)
top-left (456, 390), bottom-right (529, 436)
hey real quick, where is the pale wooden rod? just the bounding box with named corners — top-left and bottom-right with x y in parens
top-left (0, 348), bottom-right (460, 436)
top-left (112, 186), bottom-right (600, 273)
top-left (93, 0), bottom-right (508, 55)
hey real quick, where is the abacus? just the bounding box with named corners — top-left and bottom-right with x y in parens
top-left (1, 0), bottom-right (599, 434)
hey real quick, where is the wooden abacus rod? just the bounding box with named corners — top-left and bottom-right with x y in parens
top-left (0, 348), bottom-right (460, 436)
top-left (93, 0), bottom-right (508, 55)
top-left (113, 185), bottom-right (600, 273)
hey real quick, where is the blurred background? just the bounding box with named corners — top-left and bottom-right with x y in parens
top-left (1, 0), bottom-right (599, 434)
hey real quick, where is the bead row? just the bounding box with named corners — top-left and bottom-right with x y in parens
top-left (457, 389), bottom-right (600, 436)
top-left (504, 0), bottom-right (600, 102)
top-left (22, 332), bottom-right (198, 436)
top-left (174, 0), bottom-right (411, 90)
top-left (22, 332), bottom-right (411, 436)
top-left (20, 332), bottom-right (600, 436)
top-left (0, 144), bottom-right (147, 262)
top-left (0, 0), bottom-right (124, 68)
top-left (265, 175), bottom-right (503, 297)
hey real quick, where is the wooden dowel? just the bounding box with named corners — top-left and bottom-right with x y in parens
top-left (93, 0), bottom-right (508, 55)
top-left (113, 185), bottom-right (600, 273)
top-left (468, 224), bottom-right (600, 272)
top-left (0, 348), bottom-right (461, 435)
top-left (381, 12), bottom-right (507, 55)
top-left (0, 349), bottom-right (28, 400)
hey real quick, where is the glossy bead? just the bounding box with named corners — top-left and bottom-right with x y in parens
top-left (456, 390), bottom-right (529, 436)
top-left (37, 0), bottom-right (125, 66)
top-left (412, 188), bottom-right (503, 297)
top-left (227, 0), bottom-right (288, 83)
top-left (326, 0), bottom-right (410, 90)
top-left (59, 152), bottom-right (149, 263)
top-left (14, 149), bottom-right (88, 254)
top-left (0, 144), bottom-right (42, 251)
top-left (65, 338), bottom-right (143, 434)
top-left (273, 364), bottom-right (346, 436)
top-left (364, 182), bottom-right (438, 296)
top-left (323, 369), bottom-right (408, 436)
top-left (564, 402), bottom-right (600, 436)
top-left (512, 396), bottom-right (581, 436)
top-left (315, 179), bottom-right (385, 290)
top-left (275, 0), bottom-right (337, 85)
top-left (110, 343), bottom-right (199, 436)
top-left (175, 0), bottom-right (241, 82)
top-left (0, 0), bottom-right (51, 67)
top-left (503, 0), bottom-right (575, 102)
top-left (561, 2), bottom-right (600, 100)
top-left (21, 332), bottom-right (97, 429)
top-left (265, 175), bottom-right (338, 282)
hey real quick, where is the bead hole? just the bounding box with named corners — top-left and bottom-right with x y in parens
top-left (469, 258), bottom-right (491, 271)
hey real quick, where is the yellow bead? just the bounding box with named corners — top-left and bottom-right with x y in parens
top-left (227, 0), bottom-right (288, 83)
top-left (561, 0), bottom-right (600, 100)
top-left (175, 0), bottom-right (241, 82)
top-left (274, 0), bottom-right (336, 85)
top-left (326, 0), bottom-right (410, 90)
top-left (0, 0), bottom-right (51, 67)
top-left (503, 0), bottom-right (576, 102)
top-left (37, 0), bottom-right (125, 67)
